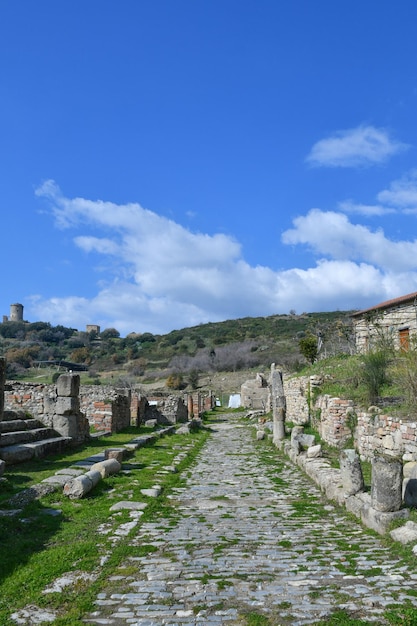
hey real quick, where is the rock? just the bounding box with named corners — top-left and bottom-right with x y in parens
top-left (390, 521), bottom-right (417, 544)
top-left (104, 448), bottom-right (126, 463)
top-left (256, 430), bottom-right (266, 440)
top-left (177, 424), bottom-right (191, 435)
top-left (10, 605), bottom-right (57, 624)
top-left (307, 444), bottom-right (322, 458)
top-left (110, 501), bottom-right (148, 512)
top-left (140, 485), bottom-right (162, 497)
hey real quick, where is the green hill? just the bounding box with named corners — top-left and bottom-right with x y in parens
top-left (0, 311), bottom-right (355, 386)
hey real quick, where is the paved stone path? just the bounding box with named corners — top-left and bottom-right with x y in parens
top-left (84, 417), bottom-right (417, 625)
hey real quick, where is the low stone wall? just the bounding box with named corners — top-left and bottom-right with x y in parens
top-left (356, 411), bottom-right (417, 461)
top-left (4, 381), bottom-right (200, 433)
top-left (5, 381), bottom-right (46, 418)
top-left (5, 382), bottom-right (131, 434)
top-left (283, 373), bottom-right (417, 462)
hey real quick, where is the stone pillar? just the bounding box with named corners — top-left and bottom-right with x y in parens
top-left (188, 394), bottom-right (194, 419)
top-left (371, 454), bottom-right (403, 512)
top-left (52, 373), bottom-right (89, 443)
top-left (271, 364), bottom-right (286, 444)
top-left (340, 449), bottom-right (364, 496)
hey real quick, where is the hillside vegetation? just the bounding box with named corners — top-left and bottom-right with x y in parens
top-left (0, 311), bottom-right (355, 389)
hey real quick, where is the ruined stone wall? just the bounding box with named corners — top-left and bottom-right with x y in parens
top-left (4, 381), bottom-right (131, 433)
top-left (314, 395), bottom-right (354, 448)
top-left (144, 395), bottom-right (188, 425)
top-left (283, 374), bottom-right (417, 462)
top-left (356, 412), bottom-right (417, 461)
top-left (283, 376), bottom-right (310, 425)
top-left (5, 381), bottom-right (47, 417)
top-left (241, 373), bottom-right (270, 411)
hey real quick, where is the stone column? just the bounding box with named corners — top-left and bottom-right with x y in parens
top-left (371, 454), bottom-right (403, 512)
top-left (187, 394), bottom-right (194, 419)
top-left (52, 373), bottom-right (89, 443)
top-left (340, 449), bottom-right (364, 496)
top-left (271, 364), bottom-right (286, 444)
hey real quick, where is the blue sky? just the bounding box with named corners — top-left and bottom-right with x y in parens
top-left (2, 1), bottom-right (417, 336)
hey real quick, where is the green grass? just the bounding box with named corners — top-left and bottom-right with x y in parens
top-left (0, 424), bottom-right (211, 625)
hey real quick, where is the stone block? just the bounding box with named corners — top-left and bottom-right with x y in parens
top-left (55, 396), bottom-right (80, 416)
top-left (371, 455), bottom-right (403, 512)
top-left (56, 374), bottom-right (80, 398)
top-left (340, 449), bottom-right (364, 496)
top-left (104, 448), bottom-right (126, 463)
top-left (361, 504), bottom-right (409, 535)
top-left (53, 414), bottom-right (79, 439)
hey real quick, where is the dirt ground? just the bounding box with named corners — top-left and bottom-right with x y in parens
top-left (138, 367), bottom-right (263, 399)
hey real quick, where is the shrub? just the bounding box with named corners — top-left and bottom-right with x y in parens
top-left (360, 349), bottom-right (390, 405)
top-left (299, 335), bottom-right (318, 364)
top-left (166, 373), bottom-right (185, 390)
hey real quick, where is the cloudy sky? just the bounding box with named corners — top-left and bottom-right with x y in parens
top-left (2, 1), bottom-right (417, 336)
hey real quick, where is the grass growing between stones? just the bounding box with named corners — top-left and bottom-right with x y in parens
top-left (0, 425), bottom-right (211, 625)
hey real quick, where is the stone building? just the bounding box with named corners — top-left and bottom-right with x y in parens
top-left (352, 291), bottom-right (417, 353)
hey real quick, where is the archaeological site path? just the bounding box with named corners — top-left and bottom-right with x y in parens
top-left (83, 414), bottom-right (417, 626)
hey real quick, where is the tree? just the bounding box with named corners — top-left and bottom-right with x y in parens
top-left (299, 334), bottom-right (318, 364)
top-left (188, 369), bottom-right (199, 390)
top-left (101, 328), bottom-right (120, 340)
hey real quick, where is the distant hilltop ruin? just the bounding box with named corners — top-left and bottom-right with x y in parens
top-left (3, 303), bottom-right (24, 323)
top-left (2, 303), bottom-right (100, 335)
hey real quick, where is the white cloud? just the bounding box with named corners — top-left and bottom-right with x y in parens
top-left (306, 125), bottom-right (408, 168)
top-left (31, 181), bottom-right (417, 335)
top-left (338, 200), bottom-right (396, 217)
top-left (377, 170), bottom-right (417, 211)
top-left (281, 209), bottom-right (417, 272)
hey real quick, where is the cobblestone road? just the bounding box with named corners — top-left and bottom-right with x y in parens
top-left (84, 417), bottom-right (417, 625)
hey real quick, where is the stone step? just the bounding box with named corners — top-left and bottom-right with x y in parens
top-left (0, 428), bottom-right (57, 447)
top-left (0, 419), bottom-right (44, 433)
top-left (0, 436), bottom-right (72, 465)
top-left (3, 410), bottom-right (31, 422)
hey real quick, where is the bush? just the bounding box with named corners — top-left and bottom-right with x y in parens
top-left (166, 373), bottom-right (185, 390)
top-left (360, 350), bottom-right (390, 405)
top-left (299, 335), bottom-right (318, 364)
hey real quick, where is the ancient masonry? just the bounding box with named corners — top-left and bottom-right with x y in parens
top-left (282, 373), bottom-right (417, 462)
top-left (4, 380), bottom-right (214, 434)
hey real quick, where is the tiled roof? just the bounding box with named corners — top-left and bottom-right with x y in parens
top-left (351, 291), bottom-right (417, 317)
